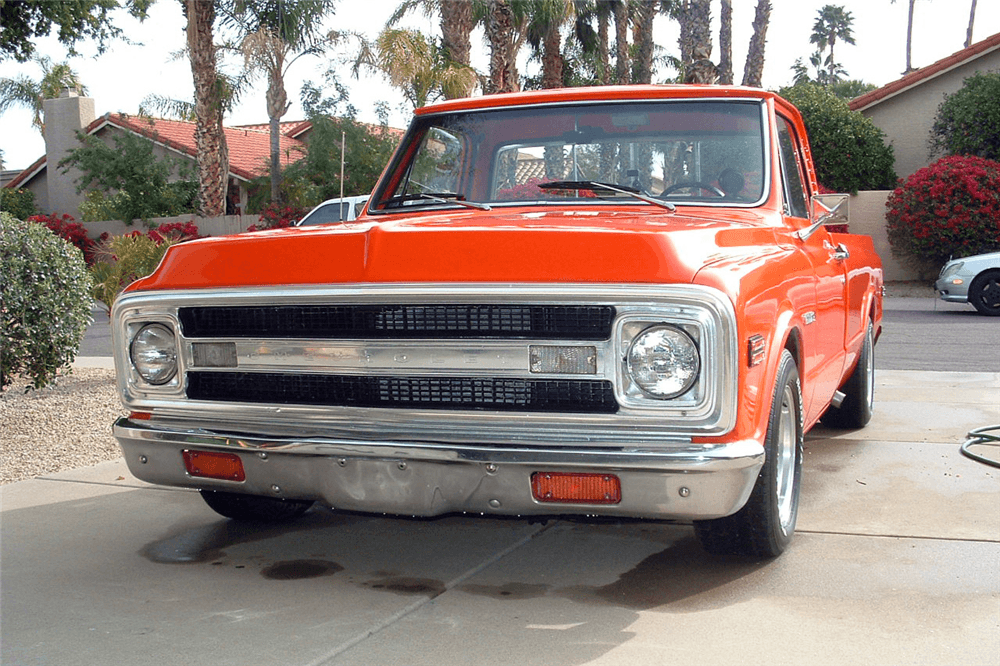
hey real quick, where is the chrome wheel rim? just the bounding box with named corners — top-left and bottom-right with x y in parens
top-left (776, 383), bottom-right (798, 534)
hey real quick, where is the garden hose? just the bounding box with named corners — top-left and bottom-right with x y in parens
top-left (960, 425), bottom-right (1000, 469)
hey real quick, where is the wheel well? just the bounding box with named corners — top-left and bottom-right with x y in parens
top-left (783, 327), bottom-right (803, 370)
top-left (972, 268), bottom-right (1000, 285)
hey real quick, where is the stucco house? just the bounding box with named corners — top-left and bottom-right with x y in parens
top-left (849, 31), bottom-right (1000, 180)
top-left (3, 90), bottom-right (326, 221)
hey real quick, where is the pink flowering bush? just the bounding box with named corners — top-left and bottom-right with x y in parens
top-left (886, 155), bottom-right (1000, 265)
top-left (246, 203), bottom-right (306, 232)
top-left (27, 213), bottom-right (95, 261)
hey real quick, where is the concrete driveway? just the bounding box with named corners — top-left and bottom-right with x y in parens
top-left (2, 367), bottom-right (998, 666)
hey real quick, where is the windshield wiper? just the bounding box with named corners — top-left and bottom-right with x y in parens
top-left (386, 191), bottom-right (491, 211)
top-left (538, 180), bottom-right (675, 211)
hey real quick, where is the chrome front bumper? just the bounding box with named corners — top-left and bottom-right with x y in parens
top-left (113, 418), bottom-right (764, 520)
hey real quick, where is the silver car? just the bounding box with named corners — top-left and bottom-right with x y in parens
top-left (935, 251), bottom-right (1000, 316)
top-left (295, 195), bottom-right (369, 226)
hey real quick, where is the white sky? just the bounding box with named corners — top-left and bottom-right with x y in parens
top-left (1, 0), bottom-right (998, 171)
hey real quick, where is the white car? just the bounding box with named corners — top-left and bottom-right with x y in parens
top-left (935, 251), bottom-right (1000, 316)
top-left (296, 195), bottom-right (369, 226)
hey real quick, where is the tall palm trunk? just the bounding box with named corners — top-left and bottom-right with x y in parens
top-left (597, 7), bottom-right (610, 84)
top-left (486, 0), bottom-right (518, 93)
top-left (965, 0), bottom-right (978, 48)
top-left (613, 0), bottom-right (628, 84)
top-left (741, 0), bottom-right (770, 87)
top-left (718, 0), bottom-right (733, 85)
top-left (266, 59), bottom-right (288, 205)
top-left (631, 0), bottom-right (655, 84)
top-left (440, 0), bottom-right (475, 98)
top-left (905, 0), bottom-right (915, 72)
top-left (185, 0), bottom-right (228, 217)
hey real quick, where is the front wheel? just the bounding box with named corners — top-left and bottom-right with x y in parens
top-left (694, 349), bottom-right (803, 558)
top-left (200, 490), bottom-right (314, 522)
top-left (969, 270), bottom-right (1000, 316)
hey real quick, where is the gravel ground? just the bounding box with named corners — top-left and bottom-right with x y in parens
top-left (1, 368), bottom-right (124, 485)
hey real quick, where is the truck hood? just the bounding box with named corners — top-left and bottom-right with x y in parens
top-left (129, 207), bottom-right (778, 292)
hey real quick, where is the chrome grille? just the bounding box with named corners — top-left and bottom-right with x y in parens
top-left (187, 371), bottom-right (618, 413)
top-left (178, 304), bottom-right (615, 340)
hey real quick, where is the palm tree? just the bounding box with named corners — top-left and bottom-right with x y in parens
top-left (810, 4), bottom-right (855, 83)
top-left (741, 0), bottom-right (770, 87)
top-left (631, 0), bottom-right (656, 84)
top-left (183, 0), bottom-right (229, 217)
top-left (612, 0), bottom-right (629, 84)
top-left (352, 28), bottom-right (479, 108)
top-left (718, 0), bottom-right (733, 85)
top-left (965, 0), bottom-right (977, 48)
top-left (224, 0), bottom-right (336, 204)
top-left (890, 0), bottom-right (917, 73)
top-left (388, 0), bottom-right (478, 99)
top-left (486, 0), bottom-right (519, 93)
top-left (526, 0), bottom-right (572, 89)
top-left (0, 56), bottom-right (87, 136)
top-left (675, 0), bottom-right (713, 84)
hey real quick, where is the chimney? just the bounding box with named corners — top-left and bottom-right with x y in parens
top-left (42, 90), bottom-right (95, 219)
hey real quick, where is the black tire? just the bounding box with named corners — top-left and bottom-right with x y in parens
top-left (199, 490), bottom-right (313, 522)
top-left (694, 349), bottom-right (803, 558)
top-left (969, 270), bottom-right (1000, 316)
top-left (820, 321), bottom-right (875, 429)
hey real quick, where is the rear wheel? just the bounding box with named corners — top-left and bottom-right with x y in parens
top-left (820, 320), bottom-right (875, 429)
top-left (199, 490), bottom-right (313, 522)
top-left (969, 270), bottom-right (1000, 316)
top-left (694, 350), bottom-right (803, 558)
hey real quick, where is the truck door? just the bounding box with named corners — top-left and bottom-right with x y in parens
top-left (776, 115), bottom-right (848, 424)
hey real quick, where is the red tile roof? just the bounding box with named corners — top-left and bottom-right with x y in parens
top-left (95, 114), bottom-right (306, 180)
top-left (4, 114), bottom-right (308, 189)
top-left (850, 31), bottom-right (1000, 111)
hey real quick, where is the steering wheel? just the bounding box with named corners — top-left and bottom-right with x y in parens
top-left (661, 181), bottom-right (725, 197)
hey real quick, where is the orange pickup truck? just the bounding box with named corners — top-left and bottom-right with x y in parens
top-left (112, 86), bottom-right (883, 558)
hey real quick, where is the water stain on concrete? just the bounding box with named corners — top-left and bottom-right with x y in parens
top-left (140, 512), bottom-right (357, 564)
top-left (363, 577), bottom-right (446, 597)
top-left (457, 582), bottom-right (550, 600)
top-left (261, 559), bottom-right (344, 580)
top-left (556, 536), bottom-right (767, 611)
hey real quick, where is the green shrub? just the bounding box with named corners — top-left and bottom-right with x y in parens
top-left (1, 211), bottom-right (93, 390)
top-left (930, 72), bottom-right (1000, 161)
top-left (885, 155), bottom-right (1000, 266)
top-left (0, 188), bottom-right (36, 220)
top-left (89, 233), bottom-right (177, 313)
top-left (779, 83), bottom-right (897, 194)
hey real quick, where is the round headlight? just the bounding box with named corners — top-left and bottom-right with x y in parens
top-left (626, 325), bottom-right (699, 399)
top-left (130, 323), bottom-right (178, 385)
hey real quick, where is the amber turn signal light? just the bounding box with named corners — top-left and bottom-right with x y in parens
top-left (183, 450), bottom-right (246, 482)
top-left (531, 472), bottom-right (621, 505)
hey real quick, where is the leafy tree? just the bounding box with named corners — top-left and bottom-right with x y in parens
top-left (0, 56), bottom-right (88, 136)
top-left (58, 130), bottom-right (197, 224)
top-left (930, 72), bottom-right (1000, 162)
top-left (271, 81), bottom-right (398, 209)
top-left (780, 83), bottom-right (896, 194)
top-left (0, 0), bottom-right (151, 63)
top-left (0, 188), bottom-right (37, 220)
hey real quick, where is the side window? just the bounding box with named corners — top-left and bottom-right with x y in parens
top-left (776, 116), bottom-right (809, 219)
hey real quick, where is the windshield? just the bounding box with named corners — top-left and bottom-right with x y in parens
top-left (373, 100), bottom-right (767, 210)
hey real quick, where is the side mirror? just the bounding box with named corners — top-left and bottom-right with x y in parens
top-left (798, 193), bottom-right (850, 240)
